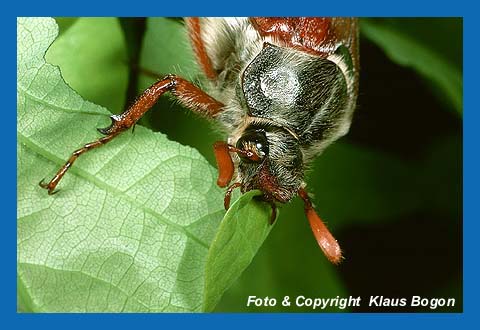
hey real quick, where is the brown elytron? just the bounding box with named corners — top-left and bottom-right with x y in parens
top-left (41, 17), bottom-right (359, 265)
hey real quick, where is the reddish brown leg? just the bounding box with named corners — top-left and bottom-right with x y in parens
top-left (268, 201), bottom-right (277, 225)
top-left (99, 74), bottom-right (224, 135)
top-left (224, 182), bottom-right (242, 210)
top-left (185, 17), bottom-right (217, 80)
top-left (298, 188), bottom-right (342, 264)
top-left (213, 141), bottom-right (261, 188)
top-left (40, 74), bottom-right (224, 194)
top-left (39, 133), bottom-right (120, 194)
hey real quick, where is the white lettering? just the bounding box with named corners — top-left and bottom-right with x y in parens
top-left (411, 296), bottom-right (455, 309)
top-left (246, 296), bottom-right (277, 307)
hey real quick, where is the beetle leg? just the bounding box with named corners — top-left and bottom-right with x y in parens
top-left (268, 201), bottom-right (277, 225)
top-left (224, 182), bottom-right (242, 210)
top-left (98, 74), bottom-right (224, 135)
top-left (40, 74), bottom-right (224, 194)
top-left (39, 132), bottom-right (120, 194)
top-left (185, 17), bottom-right (217, 80)
top-left (298, 188), bottom-right (342, 264)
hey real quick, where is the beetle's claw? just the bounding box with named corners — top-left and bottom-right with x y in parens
top-left (224, 195), bottom-right (231, 210)
top-left (39, 178), bottom-right (59, 195)
top-left (269, 202), bottom-right (277, 225)
top-left (39, 178), bottom-right (47, 188)
top-left (49, 188), bottom-right (60, 195)
top-left (97, 115), bottom-right (120, 135)
top-left (224, 182), bottom-right (242, 211)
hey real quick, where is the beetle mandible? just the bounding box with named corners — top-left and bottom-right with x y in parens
top-left (40, 17), bottom-right (359, 264)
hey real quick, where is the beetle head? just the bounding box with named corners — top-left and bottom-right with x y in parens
top-left (235, 124), bottom-right (303, 203)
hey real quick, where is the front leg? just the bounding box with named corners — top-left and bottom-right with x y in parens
top-left (40, 74), bottom-right (224, 194)
top-left (99, 74), bottom-right (224, 134)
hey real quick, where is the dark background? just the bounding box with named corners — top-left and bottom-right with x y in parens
top-left (335, 29), bottom-right (462, 312)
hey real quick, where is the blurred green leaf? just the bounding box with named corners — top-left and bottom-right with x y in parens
top-left (54, 17), bottom-right (78, 34)
top-left (46, 17), bottom-right (128, 113)
top-left (17, 17), bottom-right (270, 312)
top-left (203, 190), bottom-right (273, 312)
top-left (139, 17), bottom-right (200, 88)
top-left (361, 19), bottom-right (462, 116)
top-left (308, 142), bottom-right (422, 229)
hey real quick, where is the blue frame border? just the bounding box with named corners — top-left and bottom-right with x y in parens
top-left (9, 0), bottom-right (476, 329)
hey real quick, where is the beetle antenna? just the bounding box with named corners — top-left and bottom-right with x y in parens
top-left (213, 141), bottom-right (235, 187)
top-left (213, 141), bottom-right (261, 188)
top-left (298, 188), bottom-right (343, 264)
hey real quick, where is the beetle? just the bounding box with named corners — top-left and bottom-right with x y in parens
top-left (40, 17), bottom-right (359, 264)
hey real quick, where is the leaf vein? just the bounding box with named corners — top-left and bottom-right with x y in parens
top-left (18, 132), bottom-right (210, 250)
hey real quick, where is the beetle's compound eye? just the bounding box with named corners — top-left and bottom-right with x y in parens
top-left (236, 129), bottom-right (269, 162)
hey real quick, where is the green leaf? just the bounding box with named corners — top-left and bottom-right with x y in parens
top-left (46, 17), bottom-right (128, 113)
top-left (214, 197), bottom-right (349, 312)
top-left (203, 190), bottom-right (273, 312)
top-left (17, 17), bottom-right (270, 312)
top-left (54, 17), bottom-right (78, 35)
top-left (361, 19), bottom-right (463, 116)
